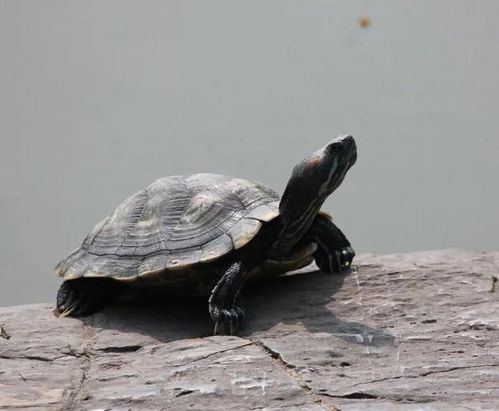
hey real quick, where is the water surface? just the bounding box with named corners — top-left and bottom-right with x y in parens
top-left (1, 1), bottom-right (498, 306)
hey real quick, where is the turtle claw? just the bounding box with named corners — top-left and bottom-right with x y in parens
top-left (317, 246), bottom-right (355, 273)
top-left (58, 306), bottom-right (77, 317)
top-left (209, 303), bottom-right (245, 336)
top-left (343, 246), bottom-right (355, 266)
top-left (56, 281), bottom-right (81, 317)
top-left (213, 320), bottom-right (220, 336)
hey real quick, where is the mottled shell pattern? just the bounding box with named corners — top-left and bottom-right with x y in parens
top-left (55, 174), bottom-right (280, 281)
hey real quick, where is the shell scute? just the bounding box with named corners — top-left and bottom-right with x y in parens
top-left (228, 218), bottom-right (262, 249)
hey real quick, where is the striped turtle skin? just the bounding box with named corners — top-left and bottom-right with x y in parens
top-left (55, 173), bottom-right (281, 282)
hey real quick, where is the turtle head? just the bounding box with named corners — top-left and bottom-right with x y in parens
top-left (287, 134), bottom-right (357, 203)
top-left (270, 135), bottom-right (357, 256)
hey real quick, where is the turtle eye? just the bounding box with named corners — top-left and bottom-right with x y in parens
top-left (326, 142), bottom-right (343, 155)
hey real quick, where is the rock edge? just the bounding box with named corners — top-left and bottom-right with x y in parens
top-left (1, 249), bottom-right (498, 410)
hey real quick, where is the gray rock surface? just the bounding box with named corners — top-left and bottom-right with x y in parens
top-left (1, 249), bottom-right (498, 410)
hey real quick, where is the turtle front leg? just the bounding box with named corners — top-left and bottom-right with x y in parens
top-left (307, 215), bottom-right (355, 273)
top-left (209, 261), bottom-right (247, 335)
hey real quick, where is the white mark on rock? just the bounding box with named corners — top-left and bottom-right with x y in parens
top-left (230, 372), bottom-right (270, 396)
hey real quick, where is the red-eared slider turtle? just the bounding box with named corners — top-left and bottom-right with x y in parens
top-left (55, 134), bottom-right (357, 334)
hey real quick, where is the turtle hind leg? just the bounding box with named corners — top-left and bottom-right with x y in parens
top-left (56, 278), bottom-right (125, 317)
top-left (308, 215), bottom-right (355, 273)
top-left (209, 261), bottom-right (247, 336)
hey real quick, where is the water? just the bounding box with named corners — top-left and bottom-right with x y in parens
top-left (1, 0), bottom-right (498, 306)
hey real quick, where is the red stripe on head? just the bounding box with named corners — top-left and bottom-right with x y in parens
top-left (307, 156), bottom-right (322, 167)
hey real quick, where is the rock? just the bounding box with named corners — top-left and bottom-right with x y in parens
top-left (1, 249), bottom-right (498, 410)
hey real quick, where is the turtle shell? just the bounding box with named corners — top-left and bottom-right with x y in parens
top-left (55, 174), bottom-right (280, 281)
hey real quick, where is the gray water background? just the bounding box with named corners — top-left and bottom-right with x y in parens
top-left (1, 1), bottom-right (498, 307)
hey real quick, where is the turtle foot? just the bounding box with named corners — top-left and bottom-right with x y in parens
top-left (56, 278), bottom-right (119, 317)
top-left (316, 246), bottom-right (355, 273)
top-left (209, 303), bottom-right (245, 336)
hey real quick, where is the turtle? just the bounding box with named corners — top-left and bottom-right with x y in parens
top-left (55, 134), bottom-right (357, 334)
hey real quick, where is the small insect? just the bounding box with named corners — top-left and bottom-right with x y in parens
top-left (358, 16), bottom-right (370, 28)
